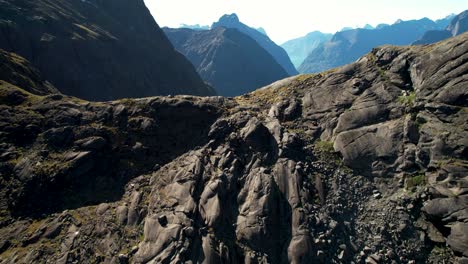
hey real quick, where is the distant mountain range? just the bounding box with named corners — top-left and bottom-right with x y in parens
top-left (179, 24), bottom-right (210, 30)
top-left (281, 14), bottom-right (457, 73)
top-left (163, 27), bottom-right (288, 96)
top-left (0, 0), bottom-right (215, 100)
top-left (413, 11), bottom-right (467, 44)
top-left (212, 14), bottom-right (298, 75)
top-left (298, 13), bottom-right (464, 73)
top-left (281, 31), bottom-right (332, 68)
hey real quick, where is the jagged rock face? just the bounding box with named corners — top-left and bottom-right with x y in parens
top-left (212, 14), bottom-right (298, 76)
top-left (0, 0), bottom-right (215, 100)
top-left (0, 34), bottom-right (467, 263)
top-left (163, 27), bottom-right (289, 96)
top-left (299, 18), bottom-right (445, 74)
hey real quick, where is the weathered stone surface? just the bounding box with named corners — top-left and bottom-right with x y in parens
top-left (75, 136), bottom-right (107, 150)
top-left (447, 222), bottom-right (468, 257)
top-left (0, 32), bottom-right (466, 263)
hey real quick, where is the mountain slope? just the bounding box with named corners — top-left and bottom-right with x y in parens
top-left (448, 10), bottom-right (468, 36)
top-left (163, 27), bottom-right (289, 96)
top-left (0, 0), bottom-right (215, 100)
top-left (212, 14), bottom-right (298, 76)
top-left (0, 33), bottom-right (467, 263)
top-left (299, 18), bottom-right (444, 73)
top-left (281, 31), bottom-right (332, 68)
top-left (435, 14), bottom-right (456, 28)
top-left (414, 10), bottom-right (468, 45)
top-left (0, 49), bottom-right (58, 96)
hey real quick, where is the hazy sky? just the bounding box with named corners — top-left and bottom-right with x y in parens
top-left (144, 0), bottom-right (468, 44)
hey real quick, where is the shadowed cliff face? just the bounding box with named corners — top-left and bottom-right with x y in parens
top-left (163, 27), bottom-right (289, 97)
top-left (0, 49), bottom-right (58, 96)
top-left (212, 13), bottom-right (298, 76)
top-left (0, 0), bottom-right (215, 100)
top-left (0, 33), bottom-right (467, 263)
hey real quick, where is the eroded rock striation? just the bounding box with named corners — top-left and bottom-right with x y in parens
top-left (0, 33), bottom-right (467, 263)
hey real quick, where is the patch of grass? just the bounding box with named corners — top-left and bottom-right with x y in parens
top-left (34, 157), bottom-right (70, 177)
top-left (0, 81), bottom-right (46, 107)
top-left (314, 140), bottom-right (335, 153)
top-left (295, 74), bottom-right (315, 82)
top-left (435, 158), bottom-right (468, 169)
top-left (431, 245), bottom-right (452, 258)
top-left (236, 85), bottom-right (294, 107)
top-left (27, 218), bottom-right (47, 233)
top-left (405, 174), bottom-right (426, 189)
top-left (73, 23), bottom-right (100, 39)
top-left (314, 140), bottom-right (341, 162)
top-left (398, 91), bottom-right (416, 107)
top-left (367, 52), bottom-right (377, 63)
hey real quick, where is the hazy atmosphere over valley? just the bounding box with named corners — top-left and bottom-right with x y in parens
top-left (0, 0), bottom-right (467, 263)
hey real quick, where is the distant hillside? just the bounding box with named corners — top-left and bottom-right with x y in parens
top-left (299, 17), bottom-right (445, 73)
top-left (414, 10), bottom-right (468, 45)
top-left (0, 0), bottom-right (215, 100)
top-left (281, 31), bottom-right (332, 68)
top-left (435, 14), bottom-right (456, 28)
top-left (412, 30), bottom-right (452, 45)
top-left (448, 10), bottom-right (468, 36)
top-left (212, 14), bottom-right (298, 75)
top-left (163, 27), bottom-right (288, 96)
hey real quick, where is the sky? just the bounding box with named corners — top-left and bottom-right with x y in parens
top-left (144, 0), bottom-right (468, 44)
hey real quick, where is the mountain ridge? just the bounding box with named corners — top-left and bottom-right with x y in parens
top-left (281, 31), bottom-right (332, 68)
top-left (163, 26), bottom-right (289, 96)
top-left (298, 16), bottom-right (451, 73)
top-left (413, 10), bottom-right (468, 45)
top-left (212, 13), bottom-right (298, 76)
top-left (0, 0), bottom-right (215, 100)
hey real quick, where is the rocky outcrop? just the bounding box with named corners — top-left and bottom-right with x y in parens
top-left (0, 33), bottom-right (467, 263)
top-left (163, 27), bottom-right (289, 96)
top-left (0, 0), bottom-right (215, 100)
top-left (212, 14), bottom-right (298, 76)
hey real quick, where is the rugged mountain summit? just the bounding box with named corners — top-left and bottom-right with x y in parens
top-left (0, 33), bottom-right (467, 263)
top-left (299, 17), bottom-right (446, 73)
top-left (0, 0), bottom-right (215, 100)
top-left (414, 10), bottom-right (468, 45)
top-left (212, 14), bottom-right (298, 76)
top-left (281, 31), bottom-right (332, 68)
top-left (163, 27), bottom-right (289, 96)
